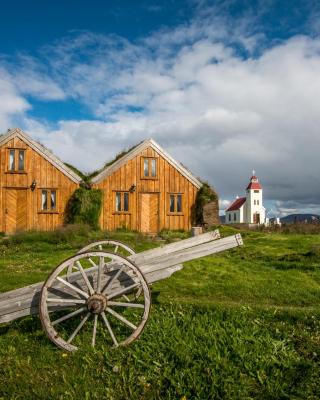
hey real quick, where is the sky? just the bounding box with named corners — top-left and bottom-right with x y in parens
top-left (1, 0), bottom-right (320, 217)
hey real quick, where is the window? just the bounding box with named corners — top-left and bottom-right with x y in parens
top-left (151, 159), bottom-right (156, 177)
top-left (144, 159), bottom-right (149, 177)
top-left (18, 150), bottom-right (25, 171)
top-left (9, 150), bottom-right (15, 171)
top-left (142, 157), bottom-right (158, 178)
top-left (8, 149), bottom-right (25, 171)
top-left (169, 195), bottom-right (175, 212)
top-left (228, 214), bottom-right (231, 221)
top-left (115, 192), bottom-right (129, 212)
top-left (41, 189), bottom-right (57, 211)
top-left (254, 190), bottom-right (259, 193)
top-left (257, 200), bottom-right (259, 205)
top-left (254, 200), bottom-right (256, 205)
top-left (168, 194), bottom-right (183, 214)
top-left (234, 213), bottom-right (237, 221)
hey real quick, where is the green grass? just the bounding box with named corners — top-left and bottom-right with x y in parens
top-left (0, 226), bottom-right (319, 399)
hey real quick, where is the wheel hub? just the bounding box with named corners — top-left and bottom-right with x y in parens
top-left (86, 293), bottom-right (107, 314)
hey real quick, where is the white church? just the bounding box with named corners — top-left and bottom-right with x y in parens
top-left (225, 173), bottom-right (266, 224)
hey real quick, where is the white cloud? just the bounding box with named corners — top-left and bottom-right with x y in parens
top-left (0, 69), bottom-right (30, 130)
top-left (0, 15), bottom-right (320, 215)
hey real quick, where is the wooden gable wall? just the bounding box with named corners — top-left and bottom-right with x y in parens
top-left (0, 136), bottom-right (79, 233)
top-left (93, 146), bottom-right (199, 232)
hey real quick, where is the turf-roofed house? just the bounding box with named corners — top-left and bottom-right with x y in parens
top-left (92, 139), bottom-right (203, 233)
top-left (0, 128), bottom-right (82, 233)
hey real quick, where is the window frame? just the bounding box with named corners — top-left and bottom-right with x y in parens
top-left (6, 148), bottom-right (26, 173)
top-left (114, 191), bottom-right (130, 214)
top-left (141, 157), bottom-right (159, 180)
top-left (167, 193), bottom-right (184, 215)
top-left (38, 188), bottom-right (59, 213)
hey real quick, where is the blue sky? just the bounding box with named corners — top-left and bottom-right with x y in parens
top-left (1, 0), bottom-right (320, 216)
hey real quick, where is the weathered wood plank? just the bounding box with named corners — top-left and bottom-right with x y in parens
top-left (132, 229), bottom-right (220, 263)
top-left (139, 234), bottom-right (242, 273)
top-left (0, 265), bottom-right (183, 323)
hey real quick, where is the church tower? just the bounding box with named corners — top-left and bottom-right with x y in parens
top-left (245, 172), bottom-right (265, 224)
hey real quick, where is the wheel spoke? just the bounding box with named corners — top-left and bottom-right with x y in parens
top-left (88, 258), bottom-right (98, 268)
top-left (101, 312), bottom-right (118, 347)
top-left (47, 298), bottom-right (86, 304)
top-left (67, 263), bottom-right (76, 281)
top-left (107, 282), bottom-right (140, 300)
top-left (106, 307), bottom-right (137, 330)
top-left (76, 261), bottom-right (94, 295)
top-left (56, 277), bottom-right (89, 299)
top-left (92, 314), bottom-right (98, 347)
top-left (98, 244), bottom-right (103, 250)
top-left (52, 307), bottom-right (86, 326)
top-left (101, 265), bottom-right (125, 295)
top-left (114, 245), bottom-right (119, 253)
top-left (108, 301), bottom-right (144, 309)
top-left (67, 313), bottom-right (91, 344)
top-left (96, 256), bottom-right (103, 293)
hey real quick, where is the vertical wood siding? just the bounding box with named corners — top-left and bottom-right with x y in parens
top-left (0, 137), bottom-right (78, 233)
top-left (93, 147), bottom-right (198, 232)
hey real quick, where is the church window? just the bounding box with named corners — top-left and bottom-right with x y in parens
top-left (254, 190), bottom-right (259, 193)
top-left (228, 214), bottom-right (231, 222)
top-left (257, 200), bottom-right (259, 205)
top-left (254, 200), bottom-right (256, 205)
top-left (234, 213), bottom-right (236, 221)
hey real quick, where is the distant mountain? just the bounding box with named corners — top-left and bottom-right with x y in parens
top-left (280, 214), bottom-right (320, 224)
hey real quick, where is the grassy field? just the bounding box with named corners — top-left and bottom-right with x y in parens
top-left (0, 225), bottom-right (319, 399)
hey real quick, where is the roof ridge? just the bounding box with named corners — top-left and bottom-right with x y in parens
top-left (0, 128), bottom-right (82, 184)
top-left (226, 196), bottom-right (246, 212)
top-left (91, 138), bottom-right (202, 188)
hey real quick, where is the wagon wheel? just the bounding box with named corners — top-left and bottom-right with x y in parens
top-left (78, 240), bottom-right (136, 256)
top-left (39, 251), bottom-right (151, 352)
top-left (67, 240), bottom-right (141, 300)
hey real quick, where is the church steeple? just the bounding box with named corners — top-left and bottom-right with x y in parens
top-left (246, 173), bottom-right (262, 190)
top-left (245, 172), bottom-right (265, 224)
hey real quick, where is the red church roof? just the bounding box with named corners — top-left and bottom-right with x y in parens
top-left (226, 197), bottom-right (246, 211)
top-left (246, 175), bottom-right (262, 190)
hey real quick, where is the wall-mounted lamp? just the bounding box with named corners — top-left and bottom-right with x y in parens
top-left (30, 180), bottom-right (37, 191)
top-left (129, 184), bottom-right (136, 193)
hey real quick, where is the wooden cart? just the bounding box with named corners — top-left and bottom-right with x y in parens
top-left (0, 230), bottom-right (243, 351)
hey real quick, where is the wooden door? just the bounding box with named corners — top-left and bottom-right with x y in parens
top-left (253, 213), bottom-right (260, 224)
top-left (5, 189), bottom-right (28, 233)
top-left (139, 193), bottom-right (159, 233)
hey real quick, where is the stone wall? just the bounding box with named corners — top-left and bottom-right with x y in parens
top-left (203, 200), bottom-right (220, 227)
